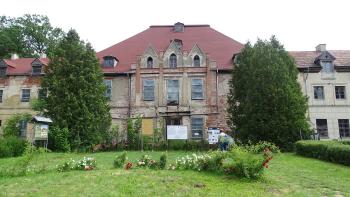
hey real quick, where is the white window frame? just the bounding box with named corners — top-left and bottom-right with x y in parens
top-left (21, 89), bottom-right (31, 102)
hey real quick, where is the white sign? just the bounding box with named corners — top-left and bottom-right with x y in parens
top-left (208, 127), bottom-right (220, 144)
top-left (167, 125), bottom-right (188, 139)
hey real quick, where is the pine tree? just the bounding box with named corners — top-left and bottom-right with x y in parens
top-left (227, 36), bottom-right (310, 150)
top-left (42, 30), bottom-right (111, 150)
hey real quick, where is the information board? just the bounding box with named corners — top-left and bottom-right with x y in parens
top-left (208, 127), bottom-right (220, 144)
top-left (167, 125), bottom-right (188, 139)
top-left (34, 124), bottom-right (48, 139)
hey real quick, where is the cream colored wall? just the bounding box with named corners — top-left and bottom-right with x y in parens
top-left (298, 71), bottom-right (350, 139)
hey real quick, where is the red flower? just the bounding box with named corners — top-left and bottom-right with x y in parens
top-left (125, 162), bottom-right (133, 170)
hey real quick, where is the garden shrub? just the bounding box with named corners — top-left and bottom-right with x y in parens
top-left (295, 140), bottom-right (350, 166)
top-left (159, 152), bottom-right (167, 169)
top-left (2, 113), bottom-right (32, 137)
top-left (113, 151), bottom-right (127, 168)
top-left (48, 127), bottom-right (70, 152)
top-left (0, 136), bottom-right (26, 158)
top-left (242, 141), bottom-right (280, 153)
top-left (57, 157), bottom-right (96, 172)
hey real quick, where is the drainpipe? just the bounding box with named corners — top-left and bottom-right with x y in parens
top-left (216, 68), bottom-right (219, 112)
top-left (303, 66), bottom-right (310, 119)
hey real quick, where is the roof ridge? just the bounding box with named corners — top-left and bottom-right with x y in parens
top-left (149, 24), bottom-right (210, 28)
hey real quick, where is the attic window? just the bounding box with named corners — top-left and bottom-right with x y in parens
top-left (321, 61), bottom-right (334, 73)
top-left (174, 39), bottom-right (183, 49)
top-left (193, 55), bottom-right (200, 67)
top-left (147, 57), bottom-right (153, 68)
top-left (169, 54), bottom-right (177, 68)
top-left (103, 56), bottom-right (117, 67)
top-left (32, 65), bottom-right (42, 75)
top-left (174, 22), bottom-right (184, 32)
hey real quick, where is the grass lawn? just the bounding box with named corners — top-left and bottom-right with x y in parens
top-left (0, 151), bottom-right (349, 197)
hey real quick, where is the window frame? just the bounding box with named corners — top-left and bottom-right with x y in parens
top-left (0, 89), bottom-right (3, 103)
top-left (103, 57), bottom-right (116, 68)
top-left (193, 55), bottom-right (200, 67)
top-left (19, 120), bottom-right (27, 137)
top-left (321, 60), bottom-right (334, 73)
top-left (147, 57), bottom-right (153, 68)
top-left (32, 65), bottom-right (43, 75)
top-left (166, 79), bottom-right (179, 105)
top-left (316, 119), bottom-right (328, 138)
top-left (169, 54), bottom-right (177, 68)
top-left (338, 119), bottom-right (350, 138)
top-left (191, 78), bottom-right (204, 100)
top-left (313, 86), bottom-right (324, 100)
top-left (143, 79), bottom-right (155, 101)
top-left (191, 117), bottom-right (204, 139)
top-left (104, 80), bottom-right (112, 101)
top-left (335, 86), bottom-right (346, 100)
top-left (0, 67), bottom-right (7, 77)
top-left (21, 89), bottom-right (31, 102)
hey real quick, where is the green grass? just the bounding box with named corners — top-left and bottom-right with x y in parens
top-left (0, 151), bottom-right (350, 197)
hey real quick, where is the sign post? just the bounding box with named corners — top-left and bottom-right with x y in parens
top-left (208, 127), bottom-right (220, 145)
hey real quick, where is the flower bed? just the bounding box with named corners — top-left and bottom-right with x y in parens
top-left (57, 157), bottom-right (96, 172)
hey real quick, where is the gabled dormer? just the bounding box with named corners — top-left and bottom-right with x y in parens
top-left (141, 45), bottom-right (159, 68)
top-left (314, 44), bottom-right (336, 73)
top-left (188, 44), bottom-right (206, 67)
top-left (31, 59), bottom-right (44, 75)
top-left (163, 40), bottom-right (183, 68)
top-left (102, 56), bottom-right (118, 68)
top-left (0, 60), bottom-right (7, 77)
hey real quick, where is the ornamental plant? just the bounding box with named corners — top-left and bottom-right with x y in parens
top-left (113, 152), bottom-right (127, 168)
top-left (57, 157), bottom-right (96, 172)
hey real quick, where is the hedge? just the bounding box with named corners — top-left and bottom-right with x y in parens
top-left (0, 136), bottom-right (27, 158)
top-left (295, 140), bottom-right (350, 166)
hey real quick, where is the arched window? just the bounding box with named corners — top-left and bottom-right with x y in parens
top-left (193, 55), bottom-right (200, 67)
top-left (169, 53), bottom-right (177, 68)
top-left (147, 57), bottom-right (153, 68)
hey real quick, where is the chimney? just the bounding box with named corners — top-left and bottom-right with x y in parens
top-left (316, 44), bottom-right (326, 52)
top-left (173, 22), bottom-right (184, 32)
top-left (11, 53), bottom-right (19, 60)
top-left (40, 53), bottom-right (47, 58)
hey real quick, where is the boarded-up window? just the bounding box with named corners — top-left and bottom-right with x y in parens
top-left (142, 118), bottom-right (154, 135)
top-left (143, 79), bottom-right (155, 101)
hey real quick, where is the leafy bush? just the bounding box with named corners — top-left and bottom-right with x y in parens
top-left (136, 154), bottom-right (153, 167)
top-left (0, 136), bottom-right (26, 158)
top-left (48, 127), bottom-right (70, 152)
top-left (2, 113), bottom-right (32, 137)
top-left (241, 141), bottom-right (280, 153)
top-left (223, 148), bottom-right (265, 179)
top-left (159, 152), bottom-right (167, 169)
top-left (113, 152), bottom-right (127, 168)
top-left (295, 140), bottom-right (350, 166)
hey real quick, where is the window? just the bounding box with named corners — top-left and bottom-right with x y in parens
top-left (313, 86), bottom-right (324, 100)
top-left (193, 55), bottom-right (200, 67)
top-left (38, 89), bottom-right (47, 100)
top-left (338, 119), bottom-right (350, 138)
top-left (191, 79), bottom-right (204, 100)
top-left (321, 61), bottom-right (334, 73)
top-left (19, 120), bottom-right (27, 137)
top-left (167, 79), bottom-right (179, 105)
top-left (335, 86), bottom-right (346, 99)
top-left (147, 57), bottom-right (153, 68)
top-left (104, 80), bottom-right (112, 101)
top-left (316, 119), bottom-right (328, 138)
top-left (191, 117), bottom-right (203, 138)
top-left (103, 56), bottom-right (116, 67)
top-left (21, 89), bottom-right (30, 102)
top-left (169, 54), bottom-right (177, 68)
top-left (32, 65), bottom-right (42, 75)
top-left (0, 89), bottom-right (3, 103)
top-left (143, 79), bottom-right (155, 101)
top-left (0, 67), bottom-right (7, 77)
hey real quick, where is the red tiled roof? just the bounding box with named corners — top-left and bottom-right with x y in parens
top-left (97, 24), bottom-right (244, 72)
top-left (2, 58), bottom-right (48, 75)
top-left (289, 50), bottom-right (350, 68)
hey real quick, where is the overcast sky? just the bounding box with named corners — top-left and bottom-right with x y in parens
top-left (2, 0), bottom-right (350, 52)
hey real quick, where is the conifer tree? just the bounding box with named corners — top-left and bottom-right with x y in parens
top-left (42, 30), bottom-right (111, 150)
top-left (227, 36), bottom-right (310, 150)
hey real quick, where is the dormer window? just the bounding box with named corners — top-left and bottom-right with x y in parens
top-left (321, 61), bottom-right (334, 73)
top-left (193, 55), bottom-right (200, 67)
top-left (32, 65), bottom-right (42, 75)
top-left (147, 57), bottom-right (153, 68)
top-left (169, 54), bottom-right (177, 68)
top-left (103, 56), bottom-right (117, 67)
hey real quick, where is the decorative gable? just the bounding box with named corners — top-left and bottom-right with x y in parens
top-left (163, 40), bottom-right (183, 68)
top-left (187, 44), bottom-right (206, 67)
top-left (314, 51), bottom-right (336, 65)
top-left (141, 45), bottom-right (159, 68)
top-left (31, 59), bottom-right (43, 75)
